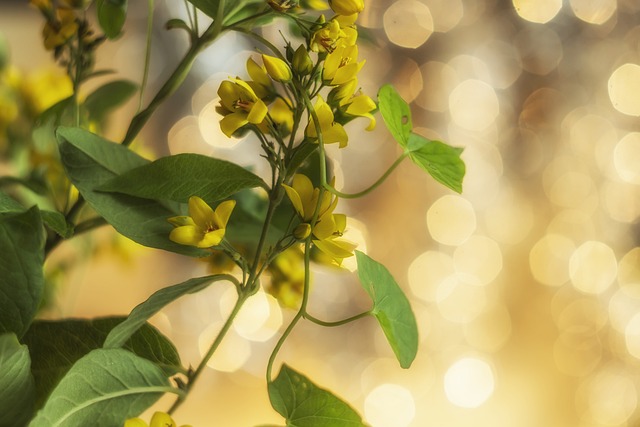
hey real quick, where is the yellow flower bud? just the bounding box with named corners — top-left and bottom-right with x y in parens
top-left (262, 54), bottom-right (292, 83)
top-left (328, 0), bottom-right (363, 16)
top-left (292, 45), bottom-right (313, 76)
top-left (294, 223), bottom-right (312, 239)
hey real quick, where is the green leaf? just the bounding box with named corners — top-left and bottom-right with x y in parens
top-left (96, 0), bottom-right (128, 39)
top-left (406, 133), bottom-right (465, 194)
top-left (40, 210), bottom-right (73, 239)
top-left (355, 251), bottom-right (418, 369)
top-left (0, 190), bottom-right (23, 213)
top-left (104, 275), bottom-right (227, 348)
top-left (185, 0), bottom-right (264, 20)
top-left (268, 364), bottom-right (366, 427)
top-left (29, 348), bottom-right (171, 427)
top-left (378, 84), bottom-right (412, 148)
top-left (0, 333), bottom-right (35, 427)
top-left (97, 153), bottom-right (268, 203)
top-left (84, 80), bottom-right (138, 123)
top-left (0, 206), bottom-right (44, 338)
top-left (56, 126), bottom-right (206, 257)
top-left (22, 318), bottom-right (182, 409)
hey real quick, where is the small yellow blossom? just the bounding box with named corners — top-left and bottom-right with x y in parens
top-left (343, 93), bottom-right (376, 130)
top-left (124, 411), bottom-right (192, 427)
top-left (334, 14), bottom-right (358, 47)
top-left (310, 17), bottom-right (345, 53)
top-left (267, 246), bottom-right (306, 308)
top-left (262, 54), bottom-right (292, 83)
top-left (282, 174), bottom-right (356, 264)
top-left (216, 78), bottom-right (269, 137)
top-left (301, 0), bottom-right (329, 10)
top-left (168, 196), bottom-right (236, 248)
top-left (328, 0), bottom-right (364, 16)
top-left (305, 96), bottom-right (348, 147)
top-left (323, 45), bottom-right (364, 86)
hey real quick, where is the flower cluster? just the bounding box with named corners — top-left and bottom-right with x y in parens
top-left (284, 174), bottom-right (356, 265)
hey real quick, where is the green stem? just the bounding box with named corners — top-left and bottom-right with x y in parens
top-left (303, 310), bottom-right (371, 327)
top-left (168, 288), bottom-right (248, 415)
top-left (324, 152), bottom-right (409, 199)
top-left (266, 238), bottom-right (312, 382)
top-left (137, 0), bottom-right (155, 113)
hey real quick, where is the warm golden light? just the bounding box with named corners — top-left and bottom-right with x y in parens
top-left (444, 357), bottom-right (495, 408)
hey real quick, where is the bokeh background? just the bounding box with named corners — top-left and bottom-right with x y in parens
top-left (3, 0), bottom-right (640, 426)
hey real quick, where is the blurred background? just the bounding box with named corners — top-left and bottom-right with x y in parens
top-left (3, 0), bottom-right (640, 426)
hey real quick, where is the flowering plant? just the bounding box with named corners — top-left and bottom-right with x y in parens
top-left (0, 0), bottom-right (464, 426)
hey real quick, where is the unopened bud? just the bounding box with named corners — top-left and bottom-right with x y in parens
top-left (262, 54), bottom-right (293, 83)
top-left (294, 223), bottom-right (312, 239)
top-left (292, 45), bottom-right (313, 76)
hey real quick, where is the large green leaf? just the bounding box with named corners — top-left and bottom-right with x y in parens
top-left (406, 133), bottom-right (465, 194)
top-left (96, 0), bottom-right (127, 39)
top-left (104, 275), bottom-right (230, 349)
top-left (355, 251), bottom-right (418, 369)
top-left (268, 364), bottom-right (366, 427)
top-left (22, 318), bottom-right (182, 409)
top-left (0, 333), bottom-right (35, 427)
top-left (378, 84), bottom-right (412, 148)
top-left (56, 126), bottom-right (206, 257)
top-left (97, 153), bottom-right (268, 203)
top-left (0, 206), bottom-right (44, 338)
top-left (84, 80), bottom-right (138, 123)
top-left (29, 348), bottom-right (172, 427)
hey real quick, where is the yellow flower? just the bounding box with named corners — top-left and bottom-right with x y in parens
top-left (312, 213), bottom-right (357, 265)
top-left (282, 174), bottom-right (356, 264)
top-left (262, 54), bottom-right (292, 83)
top-left (168, 196), bottom-right (236, 248)
top-left (310, 17), bottom-right (345, 53)
top-left (42, 8), bottom-right (78, 50)
top-left (343, 93), bottom-right (376, 130)
top-left (216, 78), bottom-right (269, 137)
top-left (323, 44), bottom-right (364, 86)
top-left (124, 411), bottom-right (192, 427)
top-left (334, 13), bottom-right (358, 47)
top-left (267, 246), bottom-right (306, 308)
top-left (328, 0), bottom-right (364, 16)
top-left (305, 96), bottom-right (348, 147)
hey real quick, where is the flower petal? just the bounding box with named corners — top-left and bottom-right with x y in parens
top-left (169, 225), bottom-right (201, 247)
top-left (150, 412), bottom-right (177, 427)
top-left (188, 196), bottom-right (215, 229)
top-left (313, 236), bottom-right (356, 261)
top-left (200, 228), bottom-right (225, 248)
top-left (214, 200), bottom-right (236, 228)
top-left (247, 99), bottom-right (268, 124)
top-left (220, 112), bottom-right (249, 137)
top-left (283, 184), bottom-right (305, 218)
top-left (167, 215), bottom-right (195, 227)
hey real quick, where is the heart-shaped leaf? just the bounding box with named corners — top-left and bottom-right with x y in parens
top-left (268, 364), bottom-right (366, 427)
top-left (355, 251), bottom-right (418, 368)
